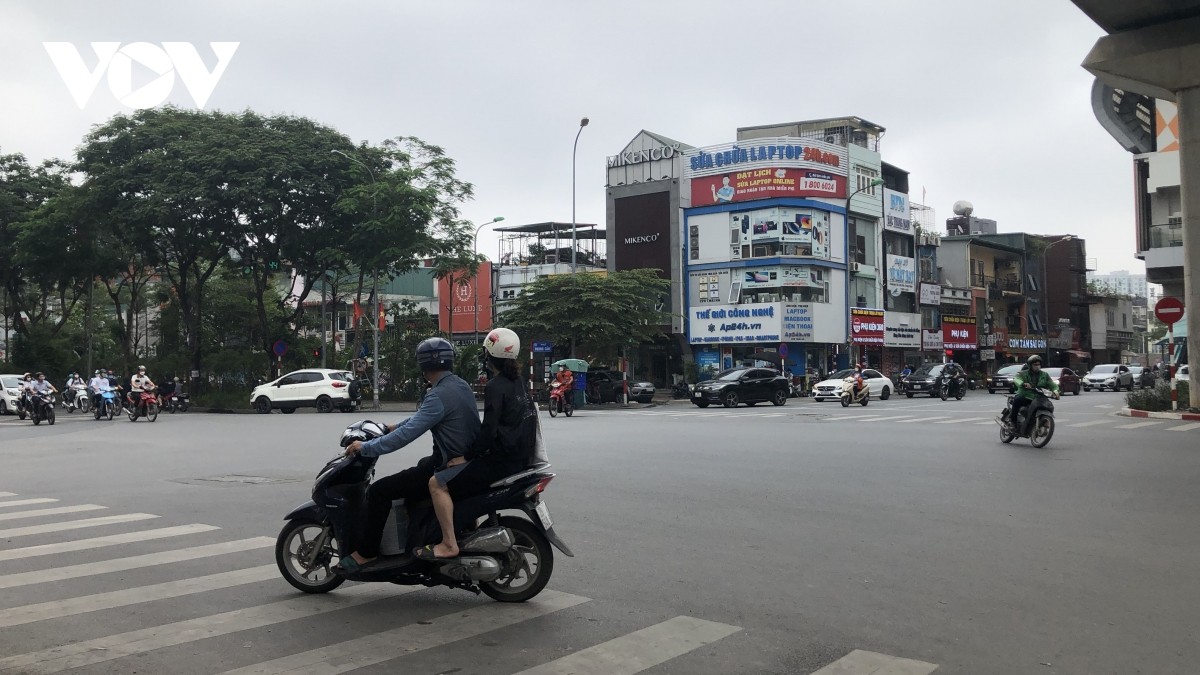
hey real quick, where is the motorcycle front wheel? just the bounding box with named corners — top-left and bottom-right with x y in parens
top-left (146, 403), bottom-right (159, 422)
top-left (999, 421), bottom-right (1016, 444)
top-left (1031, 415), bottom-right (1055, 448)
top-left (955, 389), bottom-right (964, 401)
top-left (840, 394), bottom-right (850, 407)
top-left (46, 407), bottom-right (55, 425)
top-left (548, 400), bottom-right (558, 417)
top-left (275, 519), bottom-right (344, 594)
top-left (79, 396), bottom-right (90, 413)
top-left (481, 516), bottom-right (554, 603)
top-left (940, 385), bottom-right (949, 401)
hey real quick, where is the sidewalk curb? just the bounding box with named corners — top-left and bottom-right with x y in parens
top-left (1119, 407), bottom-right (1200, 421)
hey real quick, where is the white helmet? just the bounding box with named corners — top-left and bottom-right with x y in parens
top-left (483, 327), bottom-right (520, 360)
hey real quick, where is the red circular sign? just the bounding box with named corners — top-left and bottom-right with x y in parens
top-left (1154, 297), bottom-right (1185, 325)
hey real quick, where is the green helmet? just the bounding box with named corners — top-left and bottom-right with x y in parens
top-left (1027, 355), bottom-right (1042, 366)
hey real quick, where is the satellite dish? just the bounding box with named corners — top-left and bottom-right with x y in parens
top-left (952, 201), bottom-right (974, 217)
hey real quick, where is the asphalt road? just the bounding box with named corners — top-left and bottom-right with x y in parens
top-left (1, 388), bottom-right (1198, 674)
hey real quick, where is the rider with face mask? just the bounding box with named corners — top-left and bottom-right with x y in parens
top-left (1007, 355), bottom-right (1059, 428)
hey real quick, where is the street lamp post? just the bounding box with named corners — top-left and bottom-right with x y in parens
top-left (1039, 235), bottom-right (1075, 366)
top-left (332, 149), bottom-right (381, 411)
top-left (473, 217), bottom-right (505, 341)
top-left (571, 117), bottom-right (589, 276)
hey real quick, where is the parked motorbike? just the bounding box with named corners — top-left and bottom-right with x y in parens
top-left (275, 421), bottom-right (571, 602)
top-left (840, 377), bottom-right (869, 407)
top-left (671, 382), bottom-right (691, 399)
top-left (940, 374), bottom-right (967, 401)
top-left (548, 381), bottom-right (573, 417)
top-left (29, 392), bottom-right (56, 426)
top-left (63, 386), bottom-right (90, 413)
top-left (127, 388), bottom-right (159, 422)
top-left (161, 390), bottom-right (190, 413)
top-left (94, 388), bottom-right (121, 421)
top-left (997, 387), bottom-right (1059, 448)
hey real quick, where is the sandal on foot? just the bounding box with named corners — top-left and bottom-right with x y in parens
top-left (333, 556), bottom-right (374, 574)
top-left (413, 545), bottom-right (457, 561)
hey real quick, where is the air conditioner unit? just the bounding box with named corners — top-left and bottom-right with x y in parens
top-left (850, 262), bottom-right (861, 272)
top-left (825, 133), bottom-right (844, 145)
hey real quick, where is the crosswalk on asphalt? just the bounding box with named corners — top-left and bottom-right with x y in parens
top-left (614, 408), bottom-right (1200, 432)
top-left (0, 490), bottom-right (941, 674)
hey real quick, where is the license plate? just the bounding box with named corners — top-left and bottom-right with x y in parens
top-left (693, 392), bottom-right (702, 399)
top-left (534, 500), bottom-right (553, 529)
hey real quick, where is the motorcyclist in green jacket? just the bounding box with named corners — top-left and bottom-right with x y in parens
top-left (1007, 355), bottom-right (1060, 429)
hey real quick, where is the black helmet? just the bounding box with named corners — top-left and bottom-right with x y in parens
top-left (415, 337), bottom-right (455, 372)
top-left (1027, 355), bottom-right (1042, 366)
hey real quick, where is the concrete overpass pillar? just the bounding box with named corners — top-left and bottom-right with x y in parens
top-left (1082, 16), bottom-right (1200, 409)
top-left (1180, 87), bottom-right (1200, 408)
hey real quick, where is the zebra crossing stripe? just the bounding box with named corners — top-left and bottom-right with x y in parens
top-left (811, 649), bottom-right (938, 674)
top-left (1166, 422), bottom-right (1200, 432)
top-left (218, 590), bottom-right (591, 675)
top-left (0, 537), bottom-right (273, 590)
top-left (0, 504), bottom-right (106, 522)
top-left (0, 565), bottom-right (277, 628)
top-left (0, 492), bottom-right (17, 498)
top-left (0, 584), bottom-right (407, 674)
top-left (824, 415), bottom-right (887, 422)
top-left (1066, 420), bottom-right (1111, 428)
top-left (896, 416), bottom-right (952, 424)
top-left (0, 498), bottom-right (58, 509)
top-left (857, 416), bottom-right (916, 423)
top-left (935, 417), bottom-right (989, 424)
top-left (1114, 421), bottom-right (1161, 430)
top-left (512, 615), bottom-right (742, 675)
top-left (0, 513), bottom-right (159, 539)
top-left (0, 523), bottom-right (220, 562)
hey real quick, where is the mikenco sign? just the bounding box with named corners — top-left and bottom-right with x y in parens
top-left (608, 144), bottom-right (680, 167)
top-left (624, 233), bottom-right (661, 245)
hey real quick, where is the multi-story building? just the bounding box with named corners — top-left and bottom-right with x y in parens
top-left (1086, 270), bottom-right (1151, 298)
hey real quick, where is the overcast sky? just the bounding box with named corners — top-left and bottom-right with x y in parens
top-left (0, 1), bottom-right (1146, 276)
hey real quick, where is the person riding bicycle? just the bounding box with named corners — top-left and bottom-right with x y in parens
top-left (1007, 355), bottom-right (1059, 429)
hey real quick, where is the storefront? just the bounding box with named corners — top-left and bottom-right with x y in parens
top-left (942, 314), bottom-right (980, 370)
top-left (850, 307), bottom-right (885, 369)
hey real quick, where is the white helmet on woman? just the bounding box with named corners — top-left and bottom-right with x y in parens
top-left (483, 327), bottom-right (520, 360)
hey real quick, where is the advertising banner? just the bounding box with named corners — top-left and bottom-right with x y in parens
top-left (884, 311), bottom-right (921, 348)
top-left (886, 255), bottom-right (917, 295)
top-left (740, 266), bottom-right (825, 289)
top-left (690, 270), bottom-right (731, 304)
top-left (942, 315), bottom-right (978, 350)
top-left (850, 308), bottom-right (885, 345)
top-left (922, 329), bottom-right (943, 351)
top-left (980, 349), bottom-right (996, 361)
top-left (689, 302), bottom-right (781, 344)
top-left (883, 189), bottom-right (912, 235)
top-left (691, 167), bottom-right (847, 206)
top-left (1007, 335), bottom-right (1047, 351)
top-left (782, 302), bottom-right (814, 342)
top-left (438, 261), bottom-right (491, 334)
top-left (919, 283), bottom-right (942, 305)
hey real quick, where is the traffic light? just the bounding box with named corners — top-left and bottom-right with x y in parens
top-left (313, 347), bottom-right (322, 359)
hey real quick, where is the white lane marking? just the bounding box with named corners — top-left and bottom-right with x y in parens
top-left (1166, 422), bottom-right (1200, 432)
top-left (896, 416), bottom-right (952, 424)
top-left (811, 649), bottom-right (939, 674)
top-left (1113, 421), bottom-right (1161, 430)
top-left (0, 523), bottom-right (220, 562)
top-left (0, 498), bottom-right (58, 509)
top-left (0, 565), bottom-right (277, 628)
top-left (857, 416), bottom-right (916, 423)
top-left (0, 504), bottom-right (106, 522)
top-left (0, 492), bottom-right (17, 498)
top-left (219, 590), bottom-right (591, 675)
top-left (1066, 420), bottom-right (1112, 428)
top-left (0, 584), bottom-right (406, 674)
top-left (935, 417), bottom-right (989, 424)
top-left (1094, 404), bottom-right (1114, 408)
top-left (512, 615), bottom-right (742, 675)
top-left (0, 513), bottom-right (159, 539)
top-left (974, 421), bottom-right (996, 425)
top-left (0, 537), bottom-right (273, 590)
top-left (824, 415), bottom-right (888, 422)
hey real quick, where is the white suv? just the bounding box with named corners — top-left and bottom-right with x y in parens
top-left (1, 374), bottom-right (24, 415)
top-left (1083, 364), bottom-right (1133, 392)
top-left (250, 369), bottom-right (362, 414)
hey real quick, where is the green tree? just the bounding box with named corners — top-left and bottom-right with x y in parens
top-left (500, 269), bottom-right (671, 362)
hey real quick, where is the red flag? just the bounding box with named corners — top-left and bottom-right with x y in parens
top-left (378, 303), bottom-right (386, 332)
top-left (352, 300), bottom-right (363, 326)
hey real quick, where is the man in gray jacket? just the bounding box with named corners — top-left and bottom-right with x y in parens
top-left (336, 337), bottom-right (480, 573)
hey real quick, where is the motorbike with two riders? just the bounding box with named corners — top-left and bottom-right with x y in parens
top-left (275, 421), bottom-right (572, 603)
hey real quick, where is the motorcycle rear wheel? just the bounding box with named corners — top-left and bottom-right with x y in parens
top-left (564, 402), bottom-right (573, 417)
top-left (276, 519), bottom-right (344, 594)
top-left (1031, 415), bottom-right (1055, 448)
top-left (481, 516), bottom-right (553, 603)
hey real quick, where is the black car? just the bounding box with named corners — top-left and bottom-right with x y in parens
top-left (987, 364), bottom-right (1024, 394)
top-left (585, 370), bottom-right (656, 404)
top-left (1128, 366), bottom-right (1156, 389)
top-left (903, 363), bottom-right (964, 398)
top-left (691, 368), bottom-right (790, 408)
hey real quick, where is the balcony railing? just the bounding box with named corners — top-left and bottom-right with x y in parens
top-left (1149, 224), bottom-right (1183, 248)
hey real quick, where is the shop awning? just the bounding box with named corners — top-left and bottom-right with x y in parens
top-left (1153, 313), bottom-right (1188, 346)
